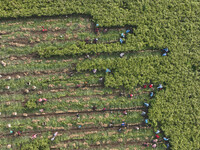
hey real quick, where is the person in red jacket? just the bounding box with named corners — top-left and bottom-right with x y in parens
top-left (130, 94), bottom-right (133, 98)
top-left (95, 28), bottom-right (99, 34)
top-left (149, 84), bottom-right (153, 88)
top-left (155, 134), bottom-right (160, 139)
top-left (123, 110), bottom-right (127, 115)
top-left (143, 85), bottom-right (147, 88)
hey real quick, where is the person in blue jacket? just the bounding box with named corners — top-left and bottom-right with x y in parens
top-left (157, 84), bottom-right (163, 90)
top-left (155, 130), bottom-right (160, 134)
top-left (150, 92), bottom-right (154, 98)
top-left (126, 30), bottom-right (130, 34)
top-left (163, 48), bottom-right (169, 53)
top-left (162, 53), bottom-right (167, 56)
top-left (166, 143), bottom-right (170, 148)
top-left (144, 103), bottom-right (149, 107)
top-left (121, 122), bottom-right (126, 127)
top-left (141, 111), bottom-right (146, 116)
top-left (106, 68), bottom-right (111, 73)
top-left (126, 28), bottom-right (133, 34)
top-left (145, 119), bottom-right (148, 124)
top-left (163, 137), bottom-right (169, 141)
top-left (121, 33), bottom-right (125, 38)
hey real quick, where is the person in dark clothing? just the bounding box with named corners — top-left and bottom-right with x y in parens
top-left (95, 28), bottom-right (99, 34)
top-left (76, 84), bottom-right (81, 88)
top-left (108, 121), bottom-right (114, 128)
top-left (92, 105), bottom-right (97, 111)
top-left (118, 128), bottom-right (122, 132)
top-left (17, 131), bottom-right (21, 136)
top-left (76, 113), bottom-right (80, 118)
top-left (85, 38), bottom-right (90, 44)
top-left (93, 38), bottom-right (98, 44)
top-left (103, 28), bottom-right (108, 33)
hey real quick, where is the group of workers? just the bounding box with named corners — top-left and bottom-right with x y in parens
top-left (141, 83), bottom-right (170, 148)
top-left (144, 130), bottom-right (170, 148)
top-left (119, 28), bottom-right (133, 44)
top-left (88, 23), bottom-right (133, 44)
top-left (37, 98), bottom-right (47, 104)
top-left (161, 48), bottom-right (169, 56)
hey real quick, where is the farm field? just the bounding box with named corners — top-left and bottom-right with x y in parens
top-left (0, 1), bottom-right (200, 150)
top-left (0, 16), bottom-right (165, 150)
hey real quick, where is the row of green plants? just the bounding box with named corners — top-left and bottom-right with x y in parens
top-left (76, 44), bottom-right (200, 149)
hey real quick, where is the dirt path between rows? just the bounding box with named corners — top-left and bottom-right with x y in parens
top-left (0, 123), bottom-right (149, 139)
top-left (0, 106), bottom-right (145, 120)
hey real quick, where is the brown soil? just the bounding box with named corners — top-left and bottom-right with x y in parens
top-left (0, 122), bottom-right (148, 138)
top-left (0, 106), bottom-right (145, 120)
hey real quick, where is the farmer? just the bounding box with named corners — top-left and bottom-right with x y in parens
top-left (135, 126), bottom-right (139, 130)
top-left (53, 132), bottom-right (58, 137)
top-left (157, 84), bottom-right (163, 90)
top-left (76, 84), bottom-right (81, 88)
top-left (108, 121), bottom-right (114, 127)
top-left (93, 69), bottom-right (97, 74)
top-left (121, 33), bottom-right (125, 38)
top-left (150, 92), bottom-right (154, 98)
top-left (95, 28), bottom-right (99, 34)
top-left (149, 84), bottom-right (153, 88)
top-left (163, 137), bottom-right (169, 141)
top-left (78, 125), bottom-right (82, 129)
top-left (126, 29), bottom-right (130, 34)
top-left (76, 113), bottom-right (80, 118)
top-left (145, 119), bottom-right (148, 124)
top-left (141, 111), bottom-right (146, 116)
top-left (103, 28), bottom-right (108, 33)
top-left (42, 122), bottom-right (46, 126)
top-left (162, 53), bottom-right (167, 56)
top-left (85, 38), bottom-right (90, 44)
top-left (93, 38), bottom-right (98, 44)
top-left (8, 124), bottom-right (11, 128)
top-left (31, 134), bottom-right (37, 139)
top-left (99, 77), bottom-right (104, 84)
top-left (120, 53), bottom-right (125, 58)
top-left (96, 24), bottom-right (99, 27)
top-left (123, 110), bottom-right (127, 115)
top-left (143, 143), bottom-right (149, 147)
top-left (17, 131), bottom-right (21, 136)
top-left (85, 54), bottom-right (90, 59)
top-left (92, 105), bottom-right (97, 111)
top-left (102, 107), bottom-right (106, 111)
top-left (121, 122), bottom-right (126, 127)
top-left (38, 98), bottom-right (43, 103)
top-left (106, 68), bottom-right (111, 73)
top-left (120, 92), bottom-right (125, 96)
top-left (42, 98), bottom-right (47, 104)
top-left (10, 130), bottom-right (14, 134)
top-left (155, 134), bottom-right (160, 139)
top-left (120, 38), bottom-right (124, 44)
top-left (130, 94), bottom-right (133, 98)
top-left (143, 84), bottom-right (147, 88)
top-left (39, 109), bottom-right (44, 112)
top-left (118, 128), bottom-right (122, 132)
top-left (152, 144), bottom-right (157, 148)
top-left (166, 143), bottom-right (170, 148)
top-left (152, 139), bottom-right (158, 143)
top-left (51, 136), bottom-right (55, 141)
top-left (144, 102), bottom-right (149, 107)
top-left (155, 130), bottom-right (160, 134)
top-left (163, 48), bottom-right (169, 53)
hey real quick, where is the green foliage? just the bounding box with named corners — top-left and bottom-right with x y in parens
top-left (18, 138), bottom-right (50, 150)
top-left (0, 0), bottom-right (200, 150)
